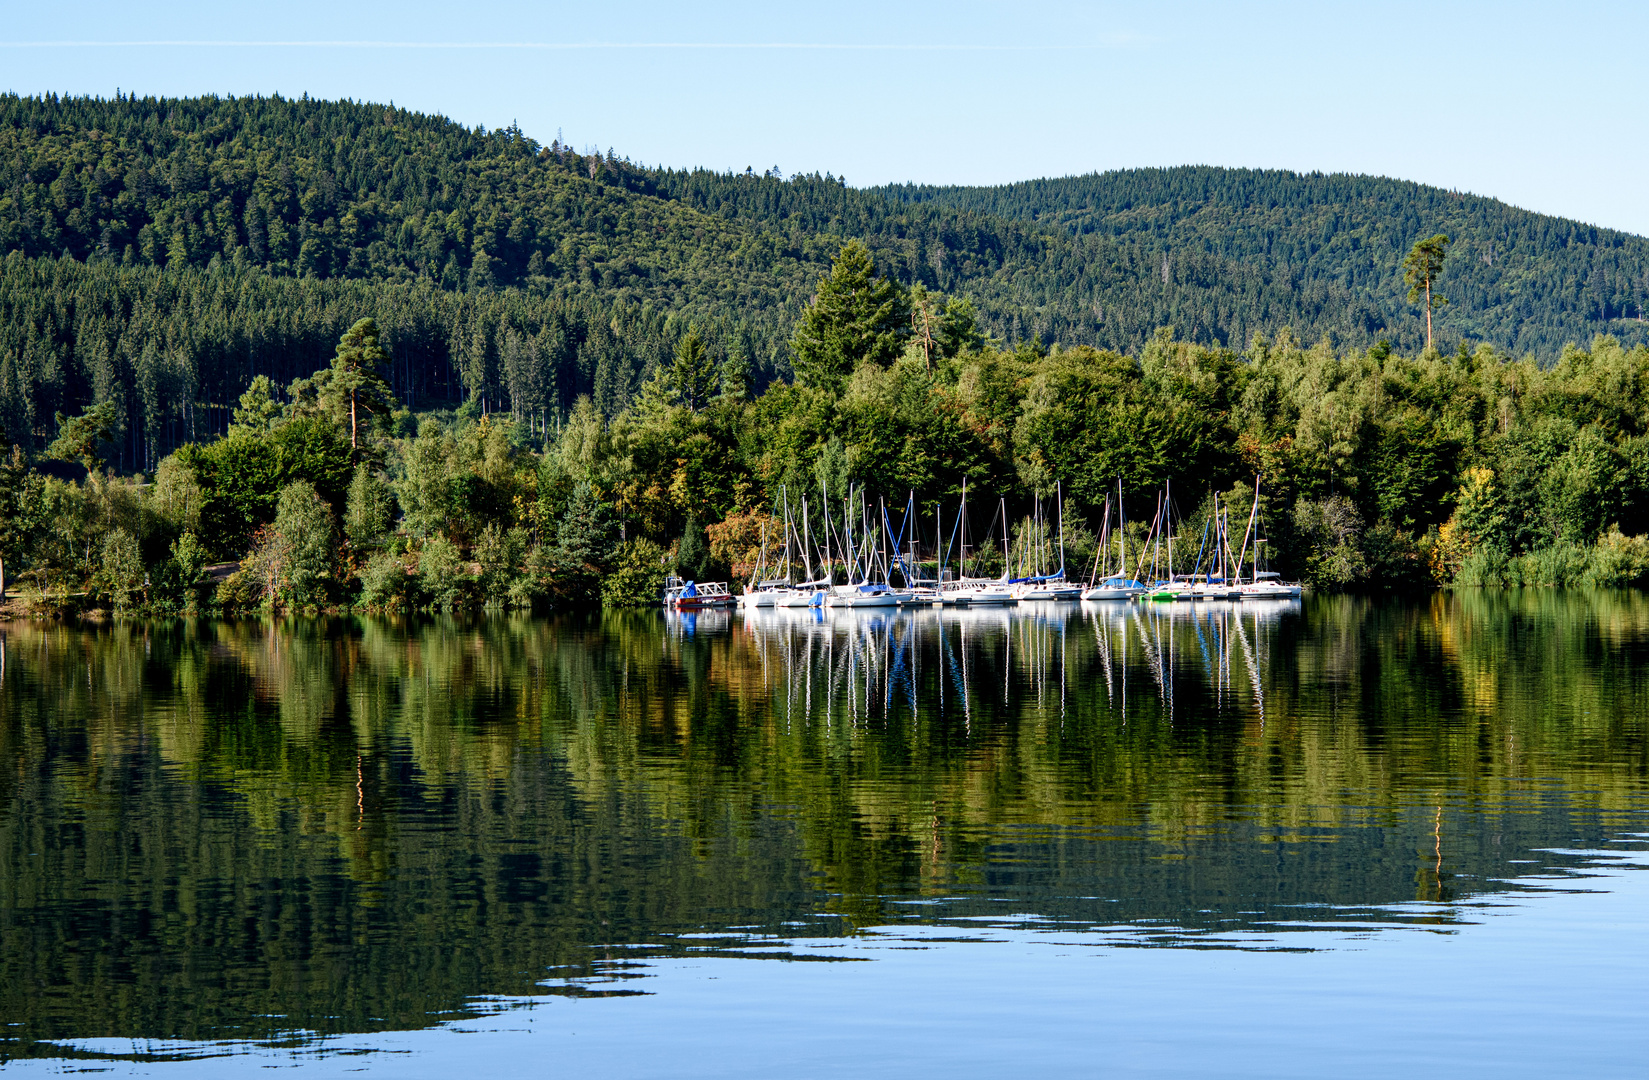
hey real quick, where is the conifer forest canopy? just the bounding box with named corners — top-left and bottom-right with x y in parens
top-left (2, 92), bottom-right (1648, 461)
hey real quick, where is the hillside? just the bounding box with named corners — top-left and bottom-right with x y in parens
top-left (1, 93), bottom-right (1645, 463)
top-left (878, 167), bottom-right (1649, 356)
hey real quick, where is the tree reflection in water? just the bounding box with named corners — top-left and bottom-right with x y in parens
top-left (1, 591), bottom-right (1647, 1053)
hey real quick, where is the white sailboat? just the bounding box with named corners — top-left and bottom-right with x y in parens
top-left (1012, 481), bottom-right (1082, 601)
top-left (1083, 478), bottom-right (1145, 600)
top-left (940, 482), bottom-right (1015, 605)
top-left (1232, 475), bottom-right (1301, 600)
top-left (826, 487), bottom-right (912, 608)
top-left (775, 491), bottom-right (828, 607)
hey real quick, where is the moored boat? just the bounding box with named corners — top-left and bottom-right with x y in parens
top-left (663, 576), bottom-right (736, 609)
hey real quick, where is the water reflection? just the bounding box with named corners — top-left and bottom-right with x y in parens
top-left (1, 591), bottom-right (1647, 1062)
top-left (733, 598), bottom-right (1302, 735)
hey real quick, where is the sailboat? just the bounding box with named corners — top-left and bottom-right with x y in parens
top-left (1144, 479), bottom-right (1194, 601)
top-left (1232, 475), bottom-right (1301, 600)
top-left (1013, 481), bottom-right (1082, 601)
top-left (827, 487), bottom-right (913, 608)
top-left (1083, 479), bottom-right (1145, 600)
top-left (1191, 492), bottom-right (1245, 600)
top-left (775, 491), bottom-right (828, 607)
top-left (739, 515), bottom-right (781, 607)
top-left (940, 482), bottom-right (1015, 605)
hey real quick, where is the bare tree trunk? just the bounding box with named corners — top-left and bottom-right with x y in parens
top-left (351, 390), bottom-right (358, 448)
top-left (1425, 281), bottom-right (1433, 350)
top-left (0, 552), bottom-right (7, 602)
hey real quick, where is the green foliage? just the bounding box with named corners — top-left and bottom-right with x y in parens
top-left (1455, 529), bottom-right (1649, 589)
top-left (676, 514), bottom-right (710, 581)
top-left (547, 482), bottom-right (617, 606)
top-left (357, 551), bottom-right (414, 611)
top-left (790, 241), bottom-right (912, 391)
top-left (345, 464), bottom-right (394, 549)
top-left (558, 483), bottom-right (616, 567)
top-left (170, 531), bottom-right (208, 589)
top-left (14, 294), bottom-right (1649, 608)
top-left (231, 376), bottom-right (283, 434)
top-left (0, 440), bottom-right (37, 596)
top-left (1292, 497), bottom-right (1370, 588)
top-left (47, 400), bottom-right (118, 472)
top-left (1404, 234), bottom-right (1451, 348)
top-left (180, 414), bottom-right (354, 559)
top-left (270, 480), bottom-right (339, 608)
top-left (146, 530), bottom-right (209, 613)
top-left (667, 327), bottom-right (717, 412)
top-left (3, 94), bottom-right (1645, 475)
top-left (416, 536), bottom-right (468, 610)
top-left (880, 168), bottom-right (1649, 356)
top-left (475, 523), bottom-right (527, 605)
top-left (289, 317), bottom-right (396, 449)
top-left (602, 538), bottom-right (670, 606)
top-left (1404, 234), bottom-right (1451, 309)
top-left (98, 528), bottom-right (145, 612)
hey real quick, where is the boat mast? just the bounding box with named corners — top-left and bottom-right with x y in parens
top-left (800, 496), bottom-right (814, 582)
top-left (1165, 478), bottom-right (1175, 585)
top-left (1117, 477), bottom-right (1126, 581)
top-left (1000, 497), bottom-right (1010, 582)
top-left (1087, 494), bottom-right (1109, 587)
top-left (1234, 474), bottom-right (1261, 585)
top-left (781, 485), bottom-right (792, 584)
top-left (820, 477), bottom-right (832, 584)
top-left (1057, 480), bottom-right (1067, 578)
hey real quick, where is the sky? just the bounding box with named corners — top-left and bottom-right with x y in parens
top-left (4, 0), bottom-right (1644, 236)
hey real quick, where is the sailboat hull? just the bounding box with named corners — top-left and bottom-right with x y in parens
top-left (943, 587), bottom-right (1015, 605)
top-left (828, 591), bottom-right (911, 608)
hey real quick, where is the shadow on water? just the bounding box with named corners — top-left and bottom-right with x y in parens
top-left (1, 591), bottom-right (1647, 1059)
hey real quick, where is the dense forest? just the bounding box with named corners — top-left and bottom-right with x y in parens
top-left (5, 231), bottom-right (1649, 615)
top-left (3, 92), bottom-right (1649, 612)
top-left (4, 93), bottom-right (1646, 469)
top-left (881, 167), bottom-right (1649, 356)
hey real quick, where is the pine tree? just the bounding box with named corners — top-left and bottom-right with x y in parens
top-left (676, 514), bottom-right (710, 581)
top-left (789, 241), bottom-right (912, 391)
top-left (47, 400), bottom-right (119, 473)
top-left (558, 481), bottom-right (616, 570)
top-left (718, 344), bottom-right (751, 402)
top-left (328, 318), bottom-right (395, 448)
top-left (669, 327), bottom-right (717, 411)
top-left (1403, 235), bottom-right (1450, 351)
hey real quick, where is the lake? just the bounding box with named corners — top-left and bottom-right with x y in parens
top-left (1, 593), bottom-right (1647, 1077)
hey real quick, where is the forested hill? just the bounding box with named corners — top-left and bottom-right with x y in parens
top-left (0, 92), bottom-right (1378, 356)
top-left (1, 93), bottom-right (1645, 464)
top-left (877, 167), bottom-right (1649, 356)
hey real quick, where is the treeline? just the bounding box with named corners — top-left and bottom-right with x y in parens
top-left (5, 240), bottom-right (1649, 616)
top-left (881, 166), bottom-right (1649, 356)
top-left (0, 255), bottom-right (773, 466)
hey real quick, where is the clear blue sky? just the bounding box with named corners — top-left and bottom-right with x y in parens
top-left (4, 1), bottom-right (1643, 235)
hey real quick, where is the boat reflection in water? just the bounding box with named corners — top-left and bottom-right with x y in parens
top-left (737, 597), bottom-right (1303, 733)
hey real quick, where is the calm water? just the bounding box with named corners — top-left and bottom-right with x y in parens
top-left (2, 594), bottom-right (1647, 1077)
